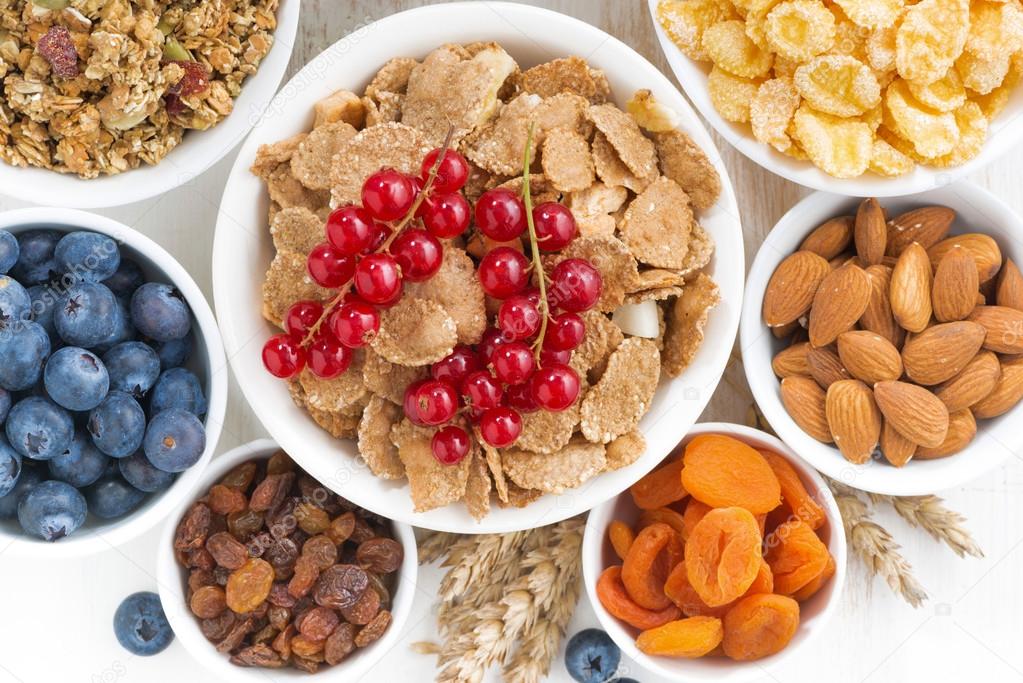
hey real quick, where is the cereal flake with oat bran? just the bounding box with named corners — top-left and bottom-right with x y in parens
top-left (255, 44), bottom-right (722, 520)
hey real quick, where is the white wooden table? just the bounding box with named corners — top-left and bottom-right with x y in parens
top-left (0, 2), bottom-right (1021, 682)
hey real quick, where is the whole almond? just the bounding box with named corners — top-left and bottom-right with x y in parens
top-left (932, 246), bottom-right (980, 322)
top-left (927, 233), bottom-right (1002, 283)
top-left (808, 263), bottom-right (871, 347)
top-left (890, 242), bottom-right (932, 333)
top-left (825, 379), bottom-right (882, 464)
top-left (880, 420), bottom-right (916, 467)
top-left (806, 345), bottom-right (851, 389)
top-left (763, 251), bottom-right (831, 327)
top-left (855, 198), bottom-right (887, 266)
top-left (933, 350), bottom-right (1001, 412)
top-left (971, 356), bottom-right (1023, 418)
top-left (836, 331), bottom-right (903, 384)
top-left (800, 216), bottom-right (854, 260)
top-left (859, 265), bottom-right (905, 347)
top-left (773, 342), bottom-right (810, 378)
top-left (967, 305), bottom-right (1023, 354)
top-left (916, 410), bottom-right (976, 460)
top-left (901, 321), bottom-right (986, 385)
top-left (873, 381), bottom-right (949, 449)
top-left (780, 376), bottom-right (833, 443)
top-left (996, 258), bottom-right (1023, 311)
top-left (886, 206), bottom-right (955, 256)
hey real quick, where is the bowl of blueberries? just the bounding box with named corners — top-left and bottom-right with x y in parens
top-left (0, 207), bottom-right (227, 556)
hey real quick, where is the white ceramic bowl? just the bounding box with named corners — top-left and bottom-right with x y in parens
top-left (647, 0), bottom-right (1023, 197)
top-left (0, 207), bottom-right (227, 557)
top-left (0, 0), bottom-right (299, 209)
top-left (157, 438), bottom-right (417, 683)
top-left (213, 1), bottom-right (744, 533)
top-left (583, 422), bottom-right (846, 682)
top-left (741, 182), bottom-right (1023, 495)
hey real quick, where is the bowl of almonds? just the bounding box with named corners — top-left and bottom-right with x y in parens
top-left (740, 182), bottom-right (1023, 495)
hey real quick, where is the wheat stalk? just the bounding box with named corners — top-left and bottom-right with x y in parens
top-left (868, 493), bottom-right (984, 559)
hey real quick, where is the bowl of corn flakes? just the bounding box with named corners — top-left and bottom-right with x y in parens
top-left (650, 0), bottom-right (1023, 196)
top-left (212, 2), bottom-right (745, 533)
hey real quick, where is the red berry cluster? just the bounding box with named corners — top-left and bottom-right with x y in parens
top-left (261, 146), bottom-right (471, 380)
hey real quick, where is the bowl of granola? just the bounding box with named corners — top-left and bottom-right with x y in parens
top-left (0, 0), bottom-right (299, 208)
top-left (213, 1), bottom-right (744, 532)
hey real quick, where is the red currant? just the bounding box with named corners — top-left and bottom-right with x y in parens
top-left (262, 334), bottom-right (305, 378)
top-left (478, 247), bottom-right (530, 299)
top-left (432, 345), bottom-right (482, 386)
top-left (491, 342), bottom-right (536, 385)
top-left (367, 222), bottom-right (392, 251)
top-left (462, 370), bottom-right (503, 410)
top-left (532, 202), bottom-right (578, 251)
top-left (421, 148), bottom-right (469, 193)
top-left (431, 425), bottom-right (470, 465)
top-left (505, 382), bottom-right (539, 412)
top-left (422, 192), bottom-right (470, 239)
top-left (403, 379), bottom-right (429, 426)
top-left (413, 380), bottom-right (459, 425)
top-left (475, 189), bottom-right (526, 241)
top-left (530, 363), bottom-right (580, 412)
top-left (325, 206), bottom-right (376, 255)
top-left (477, 328), bottom-right (505, 365)
top-left (307, 243), bottom-right (355, 288)
top-left (390, 228), bottom-right (443, 282)
top-left (479, 407), bottom-right (523, 448)
top-left (354, 253), bottom-right (402, 304)
top-left (544, 312), bottom-right (586, 351)
top-left (539, 347), bottom-right (572, 367)
top-left (307, 334), bottom-right (353, 379)
top-left (497, 295), bottom-right (541, 341)
top-left (549, 258), bottom-right (603, 312)
top-left (362, 169), bottom-right (414, 221)
top-left (329, 299), bottom-right (380, 347)
top-left (284, 300), bottom-right (323, 339)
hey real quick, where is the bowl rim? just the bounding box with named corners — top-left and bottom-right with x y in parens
top-left (646, 0), bottom-right (1023, 197)
top-left (156, 438), bottom-right (419, 683)
top-left (212, 0), bottom-right (745, 533)
top-left (0, 0), bottom-right (300, 210)
top-left (739, 181), bottom-right (1023, 495)
top-left (0, 206), bottom-right (228, 558)
top-left (582, 421), bottom-right (847, 682)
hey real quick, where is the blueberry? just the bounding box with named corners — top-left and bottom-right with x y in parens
top-left (44, 346), bottom-right (109, 411)
top-left (154, 335), bottom-right (192, 370)
top-left (564, 629), bottom-right (621, 683)
top-left (0, 275), bottom-right (31, 327)
top-left (6, 396), bottom-right (74, 461)
top-left (0, 388), bottom-right (10, 423)
top-left (113, 592), bottom-right (174, 656)
top-left (54, 231), bottom-right (121, 283)
top-left (103, 258), bottom-right (144, 299)
top-left (27, 285), bottom-right (59, 338)
top-left (88, 391), bottom-right (145, 458)
top-left (17, 479), bottom-right (87, 541)
top-left (48, 431), bottom-right (109, 488)
top-left (84, 474), bottom-right (146, 519)
top-left (149, 368), bottom-right (207, 417)
top-left (144, 409), bottom-right (205, 473)
top-left (0, 437), bottom-right (21, 497)
top-left (131, 283), bottom-right (191, 342)
top-left (0, 230), bottom-right (19, 274)
top-left (93, 297), bottom-right (135, 353)
top-left (12, 230), bottom-right (60, 285)
top-left (0, 320), bottom-right (50, 391)
top-left (118, 451), bottom-right (175, 493)
top-left (54, 282), bottom-right (117, 347)
top-left (103, 341), bottom-right (160, 400)
top-left (0, 464), bottom-right (42, 518)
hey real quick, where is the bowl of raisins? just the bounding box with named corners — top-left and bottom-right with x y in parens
top-left (157, 439), bottom-right (417, 680)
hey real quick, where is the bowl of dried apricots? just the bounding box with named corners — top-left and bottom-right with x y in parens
top-left (583, 423), bottom-right (845, 680)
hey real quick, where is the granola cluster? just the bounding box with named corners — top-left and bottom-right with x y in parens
top-left (0, 0), bottom-right (278, 178)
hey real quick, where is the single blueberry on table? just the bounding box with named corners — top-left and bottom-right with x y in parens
top-left (88, 391), bottom-right (146, 458)
top-left (103, 341), bottom-right (160, 399)
top-left (17, 479), bottom-right (87, 541)
top-left (0, 230), bottom-right (19, 274)
top-left (84, 475), bottom-right (146, 519)
top-left (118, 451), bottom-right (175, 493)
top-left (48, 431), bottom-right (109, 488)
top-left (44, 346), bottom-right (109, 411)
top-left (54, 281), bottom-right (118, 347)
top-left (130, 282), bottom-right (191, 342)
top-left (27, 284), bottom-right (59, 338)
top-left (144, 408), bottom-right (205, 473)
top-left (6, 396), bottom-right (74, 461)
top-left (0, 464), bottom-right (42, 518)
top-left (0, 320), bottom-right (50, 391)
top-left (102, 258), bottom-right (144, 299)
top-left (0, 275), bottom-right (31, 327)
top-left (154, 335), bottom-right (192, 370)
top-left (113, 592), bottom-right (174, 656)
top-left (564, 629), bottom-right (621, 683)
top-left (11, 230), bottom-right (60, 285)
top-left (149, 368), bottom-right (207, 418)
top-left (0, 437), bottom-right (21, 497)
top-left (54, 231), bottom-right (121, 283)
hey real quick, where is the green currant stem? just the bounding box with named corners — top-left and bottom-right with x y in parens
top-left (521, 121), bottom-right (549, 364)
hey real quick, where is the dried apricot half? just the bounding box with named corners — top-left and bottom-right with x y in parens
top-left (638, 506), bottom-right (687, 540)
top-left (684, 507), bottom-right (763, 607)
top-left (636, 616), bottom-right (724, 658)
top-left (622, 522), bottom-right (684, 610)
top-left (791, 554), bottom-right (836, 602)
top-left (629, 457), bottom-right (688, 510)
top-left (722, 593), bottom-right (800, 661)
top-left (758, 449), bottom-right (826, 530)
top-left (681, 498), bottom-right (712, 540)
top-left (765, 519), bottom-right (831, 595)
top-left (608, 520), bottom-right (635, 561)
top-left (681, 435), bottom-right (781, 514)
top-left (666, 558), bottom-right (774, 618)
top-left (597, 566), bottom-right (681, 630)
